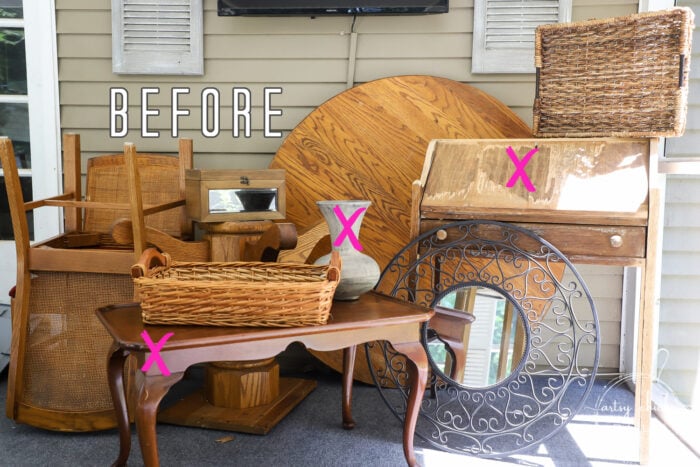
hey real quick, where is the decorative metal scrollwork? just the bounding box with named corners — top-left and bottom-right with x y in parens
top-left (368, 220), bottom-right (599, 457)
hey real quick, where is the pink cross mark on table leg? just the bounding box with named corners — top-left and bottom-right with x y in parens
top-left (141, 330), bottom-right (174, 376)
top-left (506, 146), bottom-right (538, 193)
top-left (333, 204), bottom-right (365, 251)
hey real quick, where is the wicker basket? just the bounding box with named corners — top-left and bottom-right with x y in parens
top-left (131, 248), bottom-right (341, 327)
top-left (534, 8), bottom-right (694, 137)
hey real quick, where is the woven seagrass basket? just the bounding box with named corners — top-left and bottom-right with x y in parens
top-left (131, 248), bottom-right (341, 327)
top-left (534, 7), bottom-right (694, 137)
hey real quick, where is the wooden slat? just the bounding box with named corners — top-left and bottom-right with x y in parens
top-left (0, 137), bottom-right (30, 420)
top-left (124, 142), bottom-right (147, 261)
top-left (42, 199), bottom-right (129, 210)
top-left (28, 248), bottom-right (134, 274)
top-left (636, 140), bottom-right (664, 464)
top-left (23, 193), bottom-right (76, 211)
top-left (142, 200), bottom-right (185, 216)
top-left (35, 198), bottom-right (184, 216)
top-left (62, 133), bottom-right (82, 231)
top-left (419, 208), bottom-right (649, 226)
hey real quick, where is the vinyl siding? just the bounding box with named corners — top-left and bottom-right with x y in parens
top-left (56, 0), bottom-right (638, 165)
top-left (55, 0), bottom-right (638, 369)
top-left (659, 179), bottom-right (700, 405)
top-left (659, 0), bottom-right (700, 408)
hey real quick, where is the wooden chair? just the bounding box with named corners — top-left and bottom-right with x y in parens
top-left (0, 134), bottom-right (203, 431)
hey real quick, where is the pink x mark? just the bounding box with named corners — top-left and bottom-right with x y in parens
top-left (333, 204), bottom-right (365, 251)
top-left (506, 146), bottom-right (538, 193)
top-left (141, 330), bottom-right (174, 376)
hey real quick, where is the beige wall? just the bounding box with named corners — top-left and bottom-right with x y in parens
top-left (660, 0), bottom-right (700, 407)
top-left (56, 0), bottom-right (638, 168)
top-left (55, 0), bottom-right (638, 371)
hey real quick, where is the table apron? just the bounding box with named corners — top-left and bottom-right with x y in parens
top-left (138, 322), bottom-right (424, 375)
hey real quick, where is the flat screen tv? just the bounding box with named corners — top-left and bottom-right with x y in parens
top-left (218, 0), bottom-right (448, 16)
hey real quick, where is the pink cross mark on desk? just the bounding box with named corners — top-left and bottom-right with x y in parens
top-left (333, 204), bottom-right (365, 251)
top-left (506, 146), bottom-right (538, 192)
top-left (141, 330), bottom-right (174, 376)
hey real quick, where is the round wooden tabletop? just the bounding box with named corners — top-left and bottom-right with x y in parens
top-left (270, 75), bottom-right (533, 382)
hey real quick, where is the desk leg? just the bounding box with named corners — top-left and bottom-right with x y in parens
top-left (342, 345), bottom-right (357, 429)
top-left (134, 370), bottom-right (185, 467)
top-left (108, 345), bottom-right (130, 467)
top-left (393, 341), bottom-right (428, 467)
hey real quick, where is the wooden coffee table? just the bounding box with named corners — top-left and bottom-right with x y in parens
top-left (97, 292), bottom-right (433, 467)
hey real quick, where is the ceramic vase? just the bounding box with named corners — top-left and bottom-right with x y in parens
top-left (315, 200), bottom-right (381, 300)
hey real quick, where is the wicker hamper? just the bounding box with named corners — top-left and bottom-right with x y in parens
top-left (131, 248), bottom-right (341, 327)
top-left (534, 8), bottom-right (694, 137)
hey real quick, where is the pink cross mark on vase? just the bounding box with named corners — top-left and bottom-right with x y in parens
top-left (141, 330), bottom-right (174, 376)
top-left (333, 204), bottom-right (366, 251)
top-left (506, 146), bottom-right (538, 193)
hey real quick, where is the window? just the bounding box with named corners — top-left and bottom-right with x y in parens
top-left (0, 2), bottom-right (61, 303)
top-left (111, 0), bottom-right (203, 75)
top-left (472, 0), bottom-right (572, 74)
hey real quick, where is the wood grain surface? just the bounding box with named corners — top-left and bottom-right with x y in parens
top-left (270, 75), bottom-right (532, 383)
top-left (421, 139), bottom-right (650, 226)
top-left (271, 75), bottom-right (532, 270)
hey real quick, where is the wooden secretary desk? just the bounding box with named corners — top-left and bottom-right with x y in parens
top-left (411, 138), bottom-right (663, 463)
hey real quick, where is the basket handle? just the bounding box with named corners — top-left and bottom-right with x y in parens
top-left (131, 247), bottom-right (172, 278)
top-left (326, 250), bottom-right (341, 282)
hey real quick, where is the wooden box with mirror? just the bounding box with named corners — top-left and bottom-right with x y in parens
top-left (185, 169), bottom-right (285, 222)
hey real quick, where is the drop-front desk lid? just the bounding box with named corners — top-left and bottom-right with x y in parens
top-left (419, 138), bottom-right (656, 226)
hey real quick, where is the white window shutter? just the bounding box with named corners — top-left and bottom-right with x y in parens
top-left (472, 0), bottom-right (572, 74)
top-left (462, 295), bottom-right (499, 387)
top-left (112, 0), bottom-right (203, 75)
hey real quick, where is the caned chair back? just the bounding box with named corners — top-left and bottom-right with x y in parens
top-left (83, 140), bottom-right (192, 239)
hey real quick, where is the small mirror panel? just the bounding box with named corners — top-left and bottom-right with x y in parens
top-left (208, 188), bottom-right (278, 214)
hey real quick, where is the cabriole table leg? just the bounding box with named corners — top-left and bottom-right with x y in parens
top-left (392, 341), bottom-right (429, 467)
top-left (107, 345), bottom-right (131, 467)
top-left (342, 345), bottom-right (357, 429)
top-left (134, 371), bottom-right (185, 467)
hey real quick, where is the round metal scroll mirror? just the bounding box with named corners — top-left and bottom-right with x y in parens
top-left (368, 220), bottom-right (600, 458)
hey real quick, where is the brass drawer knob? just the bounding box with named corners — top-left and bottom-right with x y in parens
top-left (436, 229), bottom-right (448, 241)
top-left (610, 234), bottom-right (623, 248)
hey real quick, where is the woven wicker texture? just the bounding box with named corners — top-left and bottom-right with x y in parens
top-left (134, 253), bottom-right (341, 327)
top-left (21, 271), bottom-right (133, 411)
top-left (534, 8), bottom-right (694, 137)
top-left (85, 154), bottom-right (183, 237)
